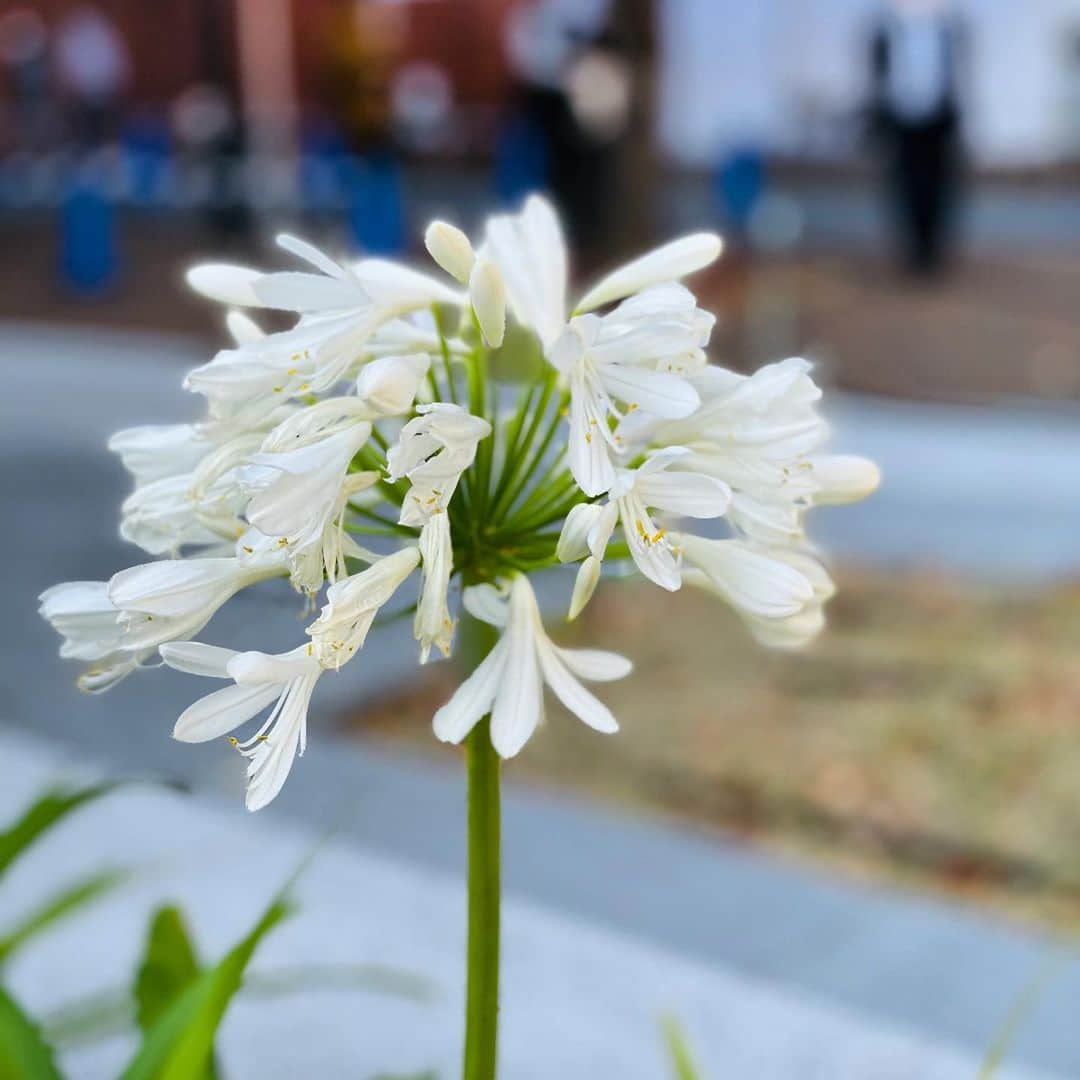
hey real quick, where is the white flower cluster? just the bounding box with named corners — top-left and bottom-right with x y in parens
top-left (41, 195), bottom-right (878, 809)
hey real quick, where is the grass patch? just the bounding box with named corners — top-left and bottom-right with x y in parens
top-left (343, 568), bottom-right (1080, 929)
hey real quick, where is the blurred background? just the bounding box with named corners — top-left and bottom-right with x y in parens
top-left (7, 0), bottom-right (1080, 1076)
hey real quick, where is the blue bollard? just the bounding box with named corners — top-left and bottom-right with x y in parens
top-left (59, 174), bottom-right (120, 294)
top-left (346, 152), bottom-right (405, 255)
top-left (495, 115), bottom-right (549, 206)
top-left (714, 148), bottom-right (766, 239)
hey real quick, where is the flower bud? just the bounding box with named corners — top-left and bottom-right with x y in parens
top-left (424, 221), bottom-right (476, 283)
top-left (469, 258), bottom-right (506, 348)
top-left (809, 455), bottom-right (881, 505)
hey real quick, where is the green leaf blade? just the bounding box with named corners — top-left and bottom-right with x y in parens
top-left (134, 906), bottom-right (202, 1035)
top-left (0, 986), bottom-right (64, 1080)
top-left (120, 896), bottom-right (292, 1080)
top-left (0, 867), bottom-right (131, 967)
top-left (0, 783), bottom-right (126, 882)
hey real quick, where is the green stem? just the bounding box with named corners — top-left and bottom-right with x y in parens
top-left (463, 720), bottom-right (501, 1080)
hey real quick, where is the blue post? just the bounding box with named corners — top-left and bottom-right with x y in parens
top-left (714, 147), bottom-right (766, 240)
top-left (346, 152), bottom-right (405, 255)
top-left (59, 170), bottom-right (120, 294)
top-left (495, 115), bottom-right (549, 206)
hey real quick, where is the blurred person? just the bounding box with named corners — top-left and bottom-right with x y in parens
top-left (0, 8), bottom-right (54, 153)
top-left (54, 5), bottom-right (131, 149)
top-left (504, 0), bottom-right (643, 256)
top-left (869, 0), bottom-right (965, 275)
top-left (172, 83), bottom-right (250, 239)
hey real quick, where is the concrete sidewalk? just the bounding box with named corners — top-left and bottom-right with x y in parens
top-left (0, 729), bottom-right (1059, 1080)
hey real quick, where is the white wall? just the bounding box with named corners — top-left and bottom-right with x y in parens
top-left (657, 0), bottom-right (1080, 167)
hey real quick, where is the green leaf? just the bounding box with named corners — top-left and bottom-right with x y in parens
top-left (661, 1015), bottom-right (703, 1080)
top-left (244, 963), bottom-right (433, 1002)
top-left (0, 782), bottom-right (129, 882)
top-left (0, 867), bottom-right (131, 966)
top-left (44, 962), bottom-right (433, 1051)
top-left (0, 985), bottom-right (64, 1080)
top-left (120, 894), bottom-right (292, 1080)
top-left (134, 906), bottom-right (202, 1035)
top-left (41, 990), bottom-right (131, 1051)
top-left (0, 777), bottom-right (178, 883)
top-left (978, 951), bottom-right (1067, 1079)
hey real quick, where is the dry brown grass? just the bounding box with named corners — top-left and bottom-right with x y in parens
top-left (343, 569), bottom-right (1080, 929)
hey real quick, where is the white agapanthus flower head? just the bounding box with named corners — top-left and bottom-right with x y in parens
top-left (41, 194), bottom-right (877, 810)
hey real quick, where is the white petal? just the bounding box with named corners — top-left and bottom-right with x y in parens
top-left (575, 233), bottom-right (722, 313)
top-left (108, 558), bottom-right (241, 617)
top-left (490, 577), bottom-right (544, 757)
top-left (275, 233), bottom-right (347, 278)
top-left (470, 258), bottom-right (506, 348)
top-left (462, 584), bottom-right (510, 628)
top-left (598, 364), bottom-right (700, 419)
top-left (159, 641), bottom-right (236, 677)
top-left (173, 683), bottom-right (281, 743)
top-left (350, 258), bottom-right (465, 309)
top-left (252, 271), bottom-right (365, 312)
top-left (482, 194), bottom-right (567, 348)
top-left (567, 556), bottom-right (602, 621)
top-left (490, 649), bottom-right (542, 757)
top-left (357, 353), bottom-right (429, 415)
top-left (635, 445), bottom-right (693, 476)
top-left (227, 648), bottom-right (316, 685)
top-left (186, 264), bottom-right (263, 306)
top-left (433, 638), bottom-right (508, 744)
top-left (557, 503), bottom-right (605, 562)
top-left (587, 501), bottom-right (619, 557)
top-left (680, 536), bottom-right (814, 619)
top-left (555, 646), bottom-right (633, 682)
top-left (243, 674), bottom-right (318, 811)
top-left (567, 381), bottom-right (616, 497)
top-left (635, 470), bottom-right (731, 518)
top-left (623, 513), bottom-right (681, 591)
top-left (536, 641), bottom-right (619, 734)
top-left (225, 310), bottom-right (265, 345)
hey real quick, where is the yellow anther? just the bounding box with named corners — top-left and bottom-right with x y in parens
top-left (306, 642), bottom-right (313, 656)
top-left (627, 403), bottom-right (639, 412)
top-left (635, 518), bottom-right (647, 538)
top-left (272, 386), bottom-right (283, 393)
top-left (298, 382), bottom-right (310, 391)
top-left (286, 367), bottom-right (298, 376)
top-left (242, 544), bottom-right (254, 553)
top-left (277, 537), bottom-right (290, 547)
top-left (584, 432), bottom-right (592, 444)
top-left (651, 528), bottom-right (666, 544)
top-left (227, 736), bottom-right (239, 746)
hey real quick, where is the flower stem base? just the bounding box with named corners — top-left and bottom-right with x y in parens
top-left (463, 719), bottom-right (501, 1080)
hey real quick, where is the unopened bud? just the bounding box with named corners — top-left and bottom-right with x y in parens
top-left (424, 221), bottom-right (476, 284)
top-left (469, 258), bottom-right (506, 348)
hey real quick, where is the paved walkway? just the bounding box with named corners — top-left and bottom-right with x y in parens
top-left (7, 322), bottom-right (1080, 1075)
top-left (0, 729), bottom-right (1058, 1080)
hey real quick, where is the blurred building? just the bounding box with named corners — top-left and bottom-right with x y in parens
top-left (658, 0), bottom-right (1080, 170)
top-left (0, 0), bottom-right (510, 156)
